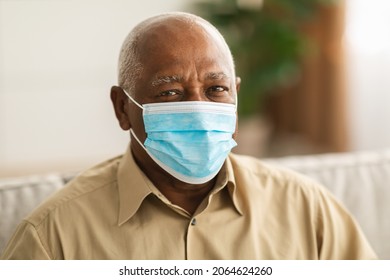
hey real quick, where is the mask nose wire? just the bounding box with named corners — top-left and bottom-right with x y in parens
top-left (123, 89), bottom-right (144, 110)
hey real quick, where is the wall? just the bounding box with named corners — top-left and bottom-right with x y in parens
top-left (0, 0), bottom-right (189, 177)
top-left (345, 0), bottom-right (390, 151)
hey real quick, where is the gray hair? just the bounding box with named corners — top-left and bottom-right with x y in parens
top-left (117, 12), bottom-right (235, 96)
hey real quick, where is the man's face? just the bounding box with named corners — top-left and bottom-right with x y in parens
top-left (128, 19), bottom-right (238, 144)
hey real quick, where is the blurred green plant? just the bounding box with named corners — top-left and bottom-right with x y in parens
top-left (192, 0), bottom-right (336, 117)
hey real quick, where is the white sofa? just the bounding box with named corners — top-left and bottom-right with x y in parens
top-left (1, 149), bottom-right (389, 259)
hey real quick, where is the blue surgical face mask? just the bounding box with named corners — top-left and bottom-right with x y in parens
top-left (123, 89), bottom-right (238, 184)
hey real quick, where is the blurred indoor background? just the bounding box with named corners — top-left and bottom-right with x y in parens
top-left (0, 0), bottom-right (389, 178)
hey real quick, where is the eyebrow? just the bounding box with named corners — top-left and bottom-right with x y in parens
top-left (205, 72), bottom-right (230, 81)
top-left (150, 72), bottom-right (230, 87)
top-left (151, 75), bottom-right (183, 87)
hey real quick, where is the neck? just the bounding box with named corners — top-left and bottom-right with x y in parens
top-left (159, 176), bottom-right (216, 215)
top-left (131, 143), bottom-right (215, 215)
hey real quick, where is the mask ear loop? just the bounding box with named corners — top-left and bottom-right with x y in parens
top-left (122, 88), bottom-right (146, 147)
top-left (130, 128), bottom-right (147, 149)
top-left (122, 89), bottom-right (144, 110)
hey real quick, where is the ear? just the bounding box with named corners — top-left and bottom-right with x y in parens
top-left (235, 76), bottom-right (241, 93)
top-left (110, 86), bottom-right (131, 131)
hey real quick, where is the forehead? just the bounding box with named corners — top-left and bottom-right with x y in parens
top-left (135, 18), bottom-right (233, 75)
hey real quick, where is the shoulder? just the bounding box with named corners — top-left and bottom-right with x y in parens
top-left (227, 154), bottom-right (377, 259)
top-left (227, 152), bottom-right (357, 225)
top-left (25, 155), bottom-right (123, 227)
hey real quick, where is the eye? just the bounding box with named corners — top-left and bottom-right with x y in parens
top-left (160, 90), bottom-right (179, 96)
top-left (206, 85), bottom-right (230, 97)
top-left (211, 85), bottom-right (228, 93)
top-left (158, 89), bottom-right (182, 101)
top-left (213, 86), bottom-right (225, 91)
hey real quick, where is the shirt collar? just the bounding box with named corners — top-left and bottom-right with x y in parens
top-left (224, 154), bottom-right (245, 216)
top-left (117, 145), bottom-right (152, 226)
top-left (117, 146), bottom-right (244, 225)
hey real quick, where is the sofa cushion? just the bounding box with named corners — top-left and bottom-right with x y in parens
top-left (0, 174), bottom-right (65, 254)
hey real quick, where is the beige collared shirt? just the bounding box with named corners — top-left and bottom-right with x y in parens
top-left (1, 146), bottom-right (377, 259)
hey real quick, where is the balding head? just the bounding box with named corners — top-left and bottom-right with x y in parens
top-left (117, 12), bottom-right (235, 95)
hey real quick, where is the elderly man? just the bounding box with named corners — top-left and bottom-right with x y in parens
top-left (2, 12), bottom-right (376, 259)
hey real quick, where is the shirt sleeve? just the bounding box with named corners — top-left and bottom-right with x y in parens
top-left (315, 186), bottom-right (378, 259)
top-left (1, 221), bottom-right (52, 260)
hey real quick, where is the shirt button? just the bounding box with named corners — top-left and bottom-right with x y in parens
top-left (191, 218), bottom-right (197, 226)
